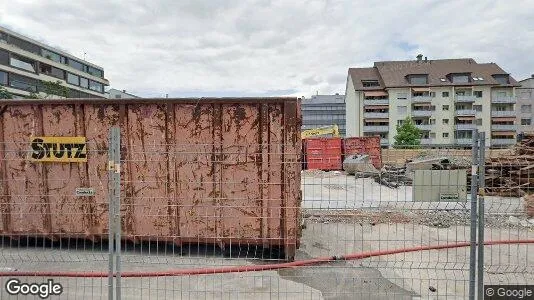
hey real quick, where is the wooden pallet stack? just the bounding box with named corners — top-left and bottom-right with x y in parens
top-left (484, 133), bottom-right (534, 198)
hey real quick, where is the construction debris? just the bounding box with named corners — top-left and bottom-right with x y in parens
top-left (484, 133), bottom-right (534, 198)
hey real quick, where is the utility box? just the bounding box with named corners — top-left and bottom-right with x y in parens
top-left (413, 170), bottom-right (468, 202)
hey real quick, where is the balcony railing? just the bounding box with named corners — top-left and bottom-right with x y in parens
top-left (491, 139), bottom-right (516, 146)
top-left (415, 124), bottom-right (433, 131)
top-left (363, 99), bottom-right (389, 106)
top-left (456, 124), bottom-right (476, 130)
top-left (492, 124), bottom-right (517, 131)
top-left (412, 110), bottom-right (433, 117)
top-left (363, 125), bottom-right (389, 132)
top-left (492, 96), bottom-right (516, 104)
top-left (455, 109), bottom-right (476, 116)
top-left (411, 96), bottom-right (433, 103)
top-left (456, 138), bottom-right (473, 145)
top-left (491, 111), bottom-right (515, 117)
top-left (380, 138), bottom-right (389, 146)
top-left (420, 138), bottom-right (433, 144)
top-left (455, 95), bottom-right (476, 102)
top-left (363, 112), bottom-right (389, 118)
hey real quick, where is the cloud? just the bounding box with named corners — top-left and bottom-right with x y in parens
top-left (0, 0), bottom-right (533, 97)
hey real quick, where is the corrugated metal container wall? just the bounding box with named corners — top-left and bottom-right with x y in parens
top-left (304, 137), bottom-right (342, 170)
top-left (0, 98), bottom-right (302, 260)
top-left (343, 137), bottom-right (382, 168)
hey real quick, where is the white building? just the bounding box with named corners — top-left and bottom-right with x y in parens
top-left (345, 55), bottom-right (519, 148)
top-left (517, 75), bottom-right (534, 133)
top-left (105, 88), bottom-right (141, 99)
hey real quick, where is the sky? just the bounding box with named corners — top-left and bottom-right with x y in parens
top-left (0, 0), bottom-right (533, 98)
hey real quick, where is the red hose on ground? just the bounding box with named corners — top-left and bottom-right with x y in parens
top-left (0, 240), bottom-right (532, 278)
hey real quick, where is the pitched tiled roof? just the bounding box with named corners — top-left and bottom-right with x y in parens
top-left (348, 58), bottom-right (519, 90)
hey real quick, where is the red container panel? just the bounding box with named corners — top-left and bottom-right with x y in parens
top-left (305, 138), bottom-right (342, 170)
top-left (343, 137), bottom-right (382, 168)
top-left (0, 97), bottom-right (302, 261)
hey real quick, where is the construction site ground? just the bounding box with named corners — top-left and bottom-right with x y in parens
top-left (0, 171), bottom-right (533, 299)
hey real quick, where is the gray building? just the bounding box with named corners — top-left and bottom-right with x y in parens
top-left (0, 25), bottom-right (109, 99)
top-left (517, 75), bottom-right (534, 133)
top-left (105, 88), bottom-right (141, 99)
top-left (301, 93), bottom-right (346, 136)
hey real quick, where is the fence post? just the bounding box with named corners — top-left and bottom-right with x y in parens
top-left (469, 129), bottom-right (479, 300)
top-left (477, 132), bottom-right (486, 299)
top-left (108, 127), bottom-right (121, 300)
top-left (108, 128), bottom-right (116, 300)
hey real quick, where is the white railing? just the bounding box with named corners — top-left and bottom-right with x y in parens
top-left (363, 125), bottom-right (389, 132)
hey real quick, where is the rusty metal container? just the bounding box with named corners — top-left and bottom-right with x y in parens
top-left (304, 137), bottom-right (343, 170)
top-left (343, 136), bottom-right (382, 169)
top-left (0, 97), bottom-right (302, 260)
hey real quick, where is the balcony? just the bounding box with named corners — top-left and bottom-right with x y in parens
top-left (455, 95), bottom-right (476, 103)
top-left (415, 124), bottom-right (433, 131)
top-left (456, 138), bottom-right (473, 145)
top-left (492, 96), bottom-right (516, 104)
top-left (363, 125), bottom-right (389, 132)
top-left (420, 138), bottom-right (433, 144)
top-left (364, 112), bottom-right (389, 119)
top-left (492, 124), bottom-right (517, 131)
top-left (411, 96), bottom-right (433, 103)
top-left (491, 139), bottom-right (516, 146)
top-left (491, 111), bottom-right (515, 117)
top-left (363, 99), bottom-right (389, 106)
top-left (412, 110), bottom-right (433, 117)
top-left (380, 138), bottom-right (389, 146)
top-left (456, 124), bottom-right (476, 130)
top-left (455, 109), bottom-right (476, 116)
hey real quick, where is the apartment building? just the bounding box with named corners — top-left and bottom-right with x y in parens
top-left (105, 88), bottom-right (141, 99)
top-left (301, 93), bottom-right (346, 136)
top-left (0, 25), bottom-right (109, 99)
top-left (517, 75), bottom-right (534, 133)
top-left (345, 55), bottom-right (519, 148)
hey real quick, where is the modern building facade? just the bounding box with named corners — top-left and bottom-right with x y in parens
top-left (517, 75), bottom-right (534, 133)
top-left (345, 55), bottom-right (520, 148)
top-left (301, 93), bottom-right (346, 136)
top-left (0, 25), bottom-right (109, 99)
top-left (105, 88), bottom-right (141, 99)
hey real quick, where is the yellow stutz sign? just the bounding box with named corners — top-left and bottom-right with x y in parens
top-left (29, 137), bottom-right (87, 163)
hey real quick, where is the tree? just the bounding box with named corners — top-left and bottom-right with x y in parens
top-left (0, 86), bottom-right (13, 99)
top-left (393, 116), bottom-right (422, 148)
top-left (42, 80), bottom-right (69, 98)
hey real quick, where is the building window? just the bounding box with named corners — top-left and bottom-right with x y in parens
top-left (521, 118), bottom-right (532, 125)
top-left (520, 91), bottom-right (531, 100)
top-left (430, 133), bottom-right (436, 139)
top-left (452, 74), bottom-right (469, 83)
top-left (443, 105), bottom-right (449, 111)
top-left (9, 73), bottom-right (38, 92)
top-left (89, 80), bottom-right (103, 93)
top-left (80, 77), bottom-right (89, 88)
top-left (409, 75), bottom-right (428, 84)
top-left (41, 48), bottom-right (65, 64)
top-left (0, 71), bottom-right (7, 85)
top-left (397, 106), bottom-right (407, 114)
top-left (362, 80), bottom-right (379, 87)
top-left (67, 72), bottom-right (80, 85)
top-left (443, 119), bottom-right (449, 125)
top-left (521, 105), bottom-right (532, 113)
top-left (473, 105), bottom-right (483, 112)
top-left (9, 36), bottom-right (40, 54)
top-left (68, 59), bottom-right (85, 71)
top-left (430, 92), bottom-right (436, 97)
top-left (397, 93), bottom-right (407, 100)
top-left (492, 74), bottom-right (509, 85)
top-left (88, 66), bottom-right (103, 78)
top-left (442, 92), bottom-right (449, 97)
top-left (397, 120), bottom-right (405, 126)
top-left (443, 133), bottom-right (449, 138)
top-left (475, 119), bottom-right (483, 126)
top-left (10, 54), bottom-right (36, 72)
top-left (430, 119), bottom-right (436, 125)
top-left (0, 49), bottom-right (9, 65)
top-left (474, 91), bottom-right (483, 98)
top-left (39, 63), bottom-right (65, 80)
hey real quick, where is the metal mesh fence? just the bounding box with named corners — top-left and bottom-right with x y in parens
top-left (0, 131), bottom-right (533, 299)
